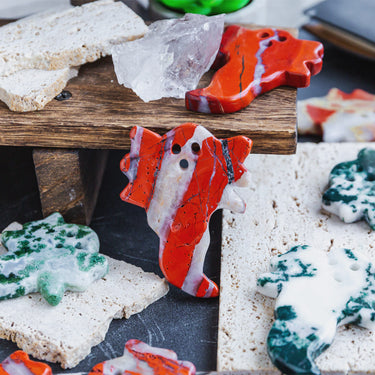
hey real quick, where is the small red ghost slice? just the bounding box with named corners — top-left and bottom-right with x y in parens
top-left (120, 123), bottom-right (252, 298)
top-left (0, 351), bottom-right (52, 375)
top-left (89, 339), bottom-right (195, 375)
top-left (298, 88), bottom-right (375, 141)
top-left (186, 25), bottom-right (324, 114)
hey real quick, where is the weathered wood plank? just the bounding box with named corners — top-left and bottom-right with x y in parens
top-left (0, 23), bottom-right (297, 155)
top-left (32, 149), bottom-right (108, 224)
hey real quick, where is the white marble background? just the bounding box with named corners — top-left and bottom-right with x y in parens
top-left (0, 0), bottom-right (70, 18)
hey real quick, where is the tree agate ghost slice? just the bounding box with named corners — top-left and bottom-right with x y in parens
top-left (0, 212), bottom-right (108, 306)
top-left (257, 245), bottom-right (375, 375)
top-left (322, 148), bottom-right (375, 229)
top-left (89, 339), bottom-right (196, 375)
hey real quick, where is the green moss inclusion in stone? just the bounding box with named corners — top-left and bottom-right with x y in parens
top-left (0, 212), bottom-right (108, 306)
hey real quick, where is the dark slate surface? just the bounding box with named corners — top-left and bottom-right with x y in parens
top-left (0, 148), bottom-right (221, 373)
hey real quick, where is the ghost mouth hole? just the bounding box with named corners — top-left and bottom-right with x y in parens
top-left (334, 275), bottom-right (342, 283)
top-left (180, 159), bottom-right (189, 169)
top-left (350, 263), bottom-right (360, 271)
top-left (172, 144), bottom-right (181, 154)
top-left (191, 142), bottom-right (200, 154)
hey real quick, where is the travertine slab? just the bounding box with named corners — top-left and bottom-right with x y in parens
top-left (0, 67), bottom-right (78, 112)
top-left (218, 143), bottom-right (375, 374)
top-left (0, 223), bottom-right (169, 369)
top-left (0, 0), bottom-right (147, 77)
top-left (0, 0), bottom-right (147, 112)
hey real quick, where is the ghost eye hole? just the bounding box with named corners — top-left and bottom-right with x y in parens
top-left (172, 144), bottom-right (181, 154)
top-left (191, 142), bottom-right (200, 154)
top-left (179, 159), bottom-right (189, 169)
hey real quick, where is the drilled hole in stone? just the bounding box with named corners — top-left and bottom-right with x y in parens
top-left (266, 41), bottom-right (273, 47)
top-left (350, 263), bottom-right (360, 271)
top-left (279, 36), bottom-right (287, 41)
top-left (191, 142), bottom-right (200, 154)
top-left (260, 32), bottom-right (269, 38)
top-left (180, 159), bottom-right (189, 169)
top-left (172, 144), bottom-right (181, 154)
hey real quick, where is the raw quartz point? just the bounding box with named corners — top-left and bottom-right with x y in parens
top-left (322, 148), bottom-right (375, 229)
top-left (112, 13), bottom-right (224, 102)
top-left (0, 212), bottom-right (108, 306)
top-left (88, 339), bottom-right (196, 375)
top-left (0, 351), bottom-right (52, 375)
top-left (257, 245), bottom-right (375, 375)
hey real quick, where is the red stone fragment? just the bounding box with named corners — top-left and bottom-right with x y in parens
top-left (89, 339), bottom-right (196, 375)
top-left (0, 351), bottom-right (52, 375)
top-left (298, 88), bottom-right (375, 141)
top-left (186, 25), bottom-right (324, 114)
top-left (120, 123), bottom-right (252, 298)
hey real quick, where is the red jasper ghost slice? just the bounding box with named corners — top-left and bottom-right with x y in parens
top-left (89, 339), bottom-right (195, 375)
top-left (120, 123), bottom-right (252, 298)
top-left (0, 351), bottom-right (52, 375)
top-left (186, 26), bottom-right (324, 114)
top-left (298, 88), bottom-right (375, 141)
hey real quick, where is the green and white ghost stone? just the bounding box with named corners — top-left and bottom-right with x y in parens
top-left (0, 212), bottom-right (108, 306)
top-left (323, 148), bottom-right (375, 229)
top-left (257, 245), bottom-right (375, 375)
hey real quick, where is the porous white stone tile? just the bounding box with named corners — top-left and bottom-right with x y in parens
top-left (218, 143), bottom-right (375, 374)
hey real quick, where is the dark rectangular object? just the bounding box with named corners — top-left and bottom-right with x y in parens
top-left (305, 0), bottom-right (375, 45)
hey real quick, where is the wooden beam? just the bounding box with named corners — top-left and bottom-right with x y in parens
top-left (0, 23), bottom-right (297, 155)
top-left (0, 56), bottom-right (296, 155)
top-left (32, 149), bottom-right (108, 225)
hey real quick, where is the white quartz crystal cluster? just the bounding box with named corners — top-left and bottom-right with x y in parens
top-left (112, 13), bottom-right (224, 102)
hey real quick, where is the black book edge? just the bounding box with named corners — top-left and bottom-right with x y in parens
top-left (303, 19), bottom-right (375, 61)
